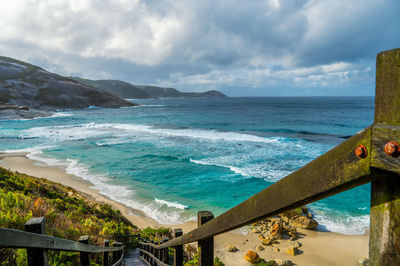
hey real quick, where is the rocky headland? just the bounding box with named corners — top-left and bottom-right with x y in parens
top-left (0, 56), bottom-right (135, 119)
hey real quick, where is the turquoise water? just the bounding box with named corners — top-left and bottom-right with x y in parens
top-left (0, 97), bottom-right (374, 234)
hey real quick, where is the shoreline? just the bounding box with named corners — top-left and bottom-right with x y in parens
top-left (0, 152), bottom-right (369, 265)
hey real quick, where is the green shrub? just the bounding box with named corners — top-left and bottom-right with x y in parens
top-left (0, 167), bottom-right (137, 265)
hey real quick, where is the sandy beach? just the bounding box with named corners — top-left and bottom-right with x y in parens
top-left (0, 152), bottom-right (369, 265)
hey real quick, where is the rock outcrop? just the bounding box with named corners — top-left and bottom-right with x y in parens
top-left (0, 104), bottom-right (51, 120)
top-left (249, 206), bottom-right (318, 258)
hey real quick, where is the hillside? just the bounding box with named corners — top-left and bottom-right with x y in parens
top-left (0, 166), bottom-right (137, 265)
top-left (0, 166), bottom-right (175, 265)
top-left (0, 56), bottom-right (135, 118)
top-left (72, 77), bottom-right (227, 99)
top-left (71, 78), bottom-right (153, 99)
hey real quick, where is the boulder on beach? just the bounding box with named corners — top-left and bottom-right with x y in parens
top-left (291, 215), bottom-right (318, 229)
top-left (285, 246), bottom-right (298, 256)
top-left (244, 251), bottom-right (260, 264)
top-left (225, 244), bottom-right (238, 252)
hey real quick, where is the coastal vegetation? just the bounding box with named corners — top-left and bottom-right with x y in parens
top-left (0, 166), bottom-right (138, 265)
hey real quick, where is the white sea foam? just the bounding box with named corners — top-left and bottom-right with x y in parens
top-left (1, 112), bottom-right (72, 122)
top-left (111, 123), bottom-right (283, 143)
top-left (0, 145), bottom-right (54, 155)
top-left (312, 208), bottom-right (370, 235)
top-left (122, 104), bottom-right (165, 108)
top-left (155, 198), bottom-right (188, 210)
top-left (189, 158), bottom-right (291, 181)
top-left (83, 122), bottom-right (283, 143)
top-left (0, 145), bottom-right (191, 224)
top-left (20, 122), bottom-right (285, 145)
top-left (190, 158), bottom-right (249, 176)
top-left (49, 112), bottom-right (73, 118)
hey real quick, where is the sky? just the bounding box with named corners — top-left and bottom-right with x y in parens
top-left (0, 0), bottom-right (399, 96)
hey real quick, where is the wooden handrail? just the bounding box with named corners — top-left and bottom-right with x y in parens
top-left (0, 227), bottom-right (123, 253)
top-left (111, 251), bottom-right (124, 266)
top-left (117, 234), bottom-right (140, 238)
top-left (139, 249), bottom-right (169, 266)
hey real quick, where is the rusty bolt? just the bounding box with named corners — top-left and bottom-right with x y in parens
top-left (384, 141), bottom-right (400, 157)
top-left (354, 144), bottom-right (367, 159)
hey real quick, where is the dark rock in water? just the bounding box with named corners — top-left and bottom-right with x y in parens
top-left (0, 56), bottom-right (136, 117)
top-left (72, 77), bottom-right (228, 99)
top-left (0, 104), bottom-right (52, 120)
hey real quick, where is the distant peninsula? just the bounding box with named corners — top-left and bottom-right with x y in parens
top-left (0, 56), bottom-right (135, 119)
top-left (0, 56), bottom-right (227, 119)
top-left (71, 77), bottom-right (227, 99)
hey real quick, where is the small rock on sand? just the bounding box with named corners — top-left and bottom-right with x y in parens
top-left (274, 259), bottom-right (293, 266)
top-left (285, 246), bottom-right (298, 256)
top-left (255, 245), bottom-right (265, 252)
top-left (225, 245), bottom-right (238, 252)
top-left (358, 257), bottom-right (369, 265)
top-left (289, 240), bottom-right (301, 248)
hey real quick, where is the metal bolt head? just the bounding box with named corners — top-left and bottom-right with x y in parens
top-left (384, 141), bottom-right (400, 157)
top-left (354, 144), bottom-right (367, 159)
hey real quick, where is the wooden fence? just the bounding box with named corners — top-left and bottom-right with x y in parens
top-left (138, 49), bottom-right (400, 266)
top-left (0, 217), bottom-right (125, 266)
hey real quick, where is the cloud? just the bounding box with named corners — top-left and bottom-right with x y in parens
top-left (0, 0), bottom-right (398, 95)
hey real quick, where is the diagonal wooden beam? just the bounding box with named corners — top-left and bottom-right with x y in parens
top-left (158, 125), bottom-right (374, 248)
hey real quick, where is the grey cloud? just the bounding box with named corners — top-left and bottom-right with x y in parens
top-left (0, 0), bottom-right (398, 96)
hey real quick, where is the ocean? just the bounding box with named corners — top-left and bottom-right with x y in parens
top-left (0, 97), bottom-right (374, 234)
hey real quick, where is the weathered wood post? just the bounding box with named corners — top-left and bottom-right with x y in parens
top-left (162, 238), bottom-right (169, 263)
top-left (112, 242), bottom-right (119, 263)
top-left (370, 48), bottom-right (400, 265)
top-left (150, 240), bottom-right (155, 265)
top-left (155, 240), bottom-right (160, 262)
top-left (78, 236), bottom-right (90, 266)
top-left (118, 242), bottom-right (123, 262)
top-left (197, 211), bottom-right (214, 266)
top-left (25, 217), bottom-right (48, 266)
top-left (148, 241), bottom-right (151, 262)
top-left (173, 228), bottom-right (183, 266)
top-left (103, 240), bottom-right (109, 266)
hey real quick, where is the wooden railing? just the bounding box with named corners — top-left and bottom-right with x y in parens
top-left (138, 48), bottom-right (400, 266)
top-left (0, 217), bottom-right (125, 266)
